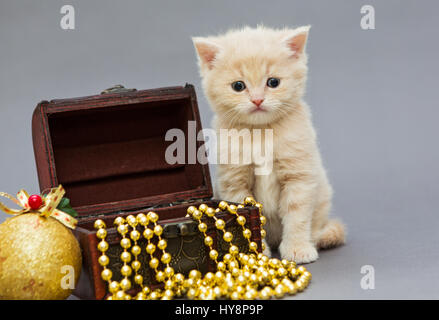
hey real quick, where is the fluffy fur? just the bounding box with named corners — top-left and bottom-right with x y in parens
top-left (193, 26), bottom-right (345, 263)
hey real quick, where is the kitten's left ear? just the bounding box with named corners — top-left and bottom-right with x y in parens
top-left (283, 26), bottom-right (310, 58)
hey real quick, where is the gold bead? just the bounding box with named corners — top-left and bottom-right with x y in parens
top-left (174, 273), bottom-right (185, 284)
top-left (229, 245), bottom-right (239, 256)
top-left (98, 240), bottom-right (109, 252)
top-left (187, 206), bottom-right (197, 215)
top-left (120, 238), bottom-right (131, 249)
top-left (130, 230), bottom-right (140, 241)
top-left (228, 260), bottom-right (239, 270)
top-left (204, 272), bottom-right (215, 284)
top-left (131, 245), bottom-right (141, 256)
top-left (223, 231), bottom-right (233, 242)
top-left (271, 278), bottom-right (280, 287)
top-left (149, 257), bottom-right (159, 269)
top-left (198, 222), bottom-right (208, 233)
top-left (108, 281), bottom-right (119, 293)
top-left (204, 236), bottom-right (213, 246)
top-left (223, 253), bottom-right (233, 263)
top-left (126, 215), bottom-right (137, 227)
top-left (134, 274), bottom-right (143, 285)
top-left (157, 239), bottom-right (167, 250)
top-left (149, 291), bottom-right (160, 300)
top-left (120, 251), bottom-right (131, 263)
top-left (277, 267), bottom-right (288, 277)
top-left (161, 252), bottom-right (172, 264)
top-left (115, 290), bottom-right (125, 300)
top-left (215, 219), bottom-right (225, 230)
top-left (248, 257), bottom-right (256, 267)
top-left (260, 229), bottom-right (266, 239)
top-left (209, 249), bottom-right (219, 260)
top-left (244, 197), bottom-right (256, 205)
top-left (281, 259), bottom-right (290, 267)
top-left (231, 291), bottom-right (240, 300)
top-left (163, 289), bottom-right (174, 299)
top-left (303, 271), bottom-right (312, 280)
top-left (146, 243), bottom-right (156, 254)
top-left (237, 204), bottom-right (244, 209)
top-left (260, 216), bottom-right (267, 226)
top-left (156, 271), bottom-right (166, 282)
top-left (286, 283), bottom-right (297, 295)
top-left (218, 201), bottom-right (228, 210)
top-left (192, 210), bottom-right (202, 220)
top-left (120, 278), bottom-right (131, 291)
top-left (143, 228), bottom-right (154, 240)
top-left (94, 219), bottom-right (106, 229)
top-left (249, 241), bottom-right (258, 252)
top-left (243, 228), bottom-right (252, 239)
top-left (101, 268), bottom-right (112, 281)
top-left (98, 254), bottom-right (109, 266)
top-left (215, 271), bottom-right (225, 283)
top-left (255, 202), bottom-right (263, 211)
top-left (187, 288), bottom-right (197, 299)
top-left (198, 204), bottom-right (208, 213)
top-left (117, 224), bottom-right (128, 235)
top-left (275, 284), bottom-right (286, 298)
top-left (147, 211), bottom-right (159, 223)
top-left (164, 266), bottom-right (174, 278)
top-left (154, 225), bottom-right (163, 236)
top-left (228, 204), bottom-right (237, 214)
top-left (113, 217), bottom-right (125, 226)
top-left (297, 266), bottom-right (306, 274)
top-left (142, 286), bottom-right (151, 295)
top-left (131, 260), bottom-right (141, 271)
top-left (231, 267), bottom-right (240, 277)
top-left (215, 208), bottom-right (221, 213)
top-left (96, 228), bottom-right (107, 239)
top-left (237, 215), bottom-right (246, 226)
top-left (136, 213), bottom-right (146, 221)
top-left (121, 265), bottom-right (132, 277)
top-left (189, 269), bottom-right (201, 280)
top-left (138, 215), bottom-right (149, 226)
top-left (262, 242), bottom-right (266, 251)
top-left (206, 207), bottom-right (215, 217)
top-left (217, 261), bottom-right (226, 272)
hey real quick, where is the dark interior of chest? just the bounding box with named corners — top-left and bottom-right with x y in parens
top-left (47, 97), bottom-right (206, 210)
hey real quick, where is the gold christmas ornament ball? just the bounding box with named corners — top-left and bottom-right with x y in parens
top-left (0, 213), bottom-right (82, 300)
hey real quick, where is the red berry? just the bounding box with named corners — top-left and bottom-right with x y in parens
top-left (28, 195), bottom-right (43, 210)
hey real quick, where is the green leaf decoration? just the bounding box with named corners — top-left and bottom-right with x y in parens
top-left (57, 197), bottom-right (78, 218)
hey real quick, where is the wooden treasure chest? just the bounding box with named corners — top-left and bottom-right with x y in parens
top-left (31, 84), bottom-right (262, 300)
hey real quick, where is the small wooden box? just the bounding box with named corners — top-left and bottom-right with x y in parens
top-left (31, 84), bottom-right (262, 300)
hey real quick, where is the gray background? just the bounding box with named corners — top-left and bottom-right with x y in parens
top-left (1, 0), bottom-right (438, 299)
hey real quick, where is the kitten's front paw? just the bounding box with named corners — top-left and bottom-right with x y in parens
top-left (279, 242), bottom-right (318, 264)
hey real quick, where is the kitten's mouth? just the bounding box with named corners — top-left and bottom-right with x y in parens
top-left (250, 106), bottom-right (267, 113)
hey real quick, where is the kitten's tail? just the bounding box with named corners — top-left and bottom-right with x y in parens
top-left (316, 219), bottom-right (346, 249)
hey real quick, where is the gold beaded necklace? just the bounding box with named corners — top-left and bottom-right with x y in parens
top-left (94, 197), bottom-right (311, 300)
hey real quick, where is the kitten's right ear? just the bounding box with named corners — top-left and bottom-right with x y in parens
top-left (192, 37), bottom-right (220, 70)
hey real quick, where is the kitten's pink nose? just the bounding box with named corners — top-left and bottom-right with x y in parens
top-left (251, 99), bottom-right (264, 107)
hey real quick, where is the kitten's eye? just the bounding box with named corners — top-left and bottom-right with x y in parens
top-left (267, 78), bottom-right (280, 88)
top-left (231, 81), bottom-right (246, 92)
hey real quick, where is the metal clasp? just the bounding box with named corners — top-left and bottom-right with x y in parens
top-left (163, 221), bottom-right (199, 238)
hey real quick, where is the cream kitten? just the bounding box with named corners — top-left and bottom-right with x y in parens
top-left (193, 26), bottom-right (345, 263)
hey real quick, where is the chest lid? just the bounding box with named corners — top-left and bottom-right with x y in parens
top-left (32, 84), bottom-right (213, 218)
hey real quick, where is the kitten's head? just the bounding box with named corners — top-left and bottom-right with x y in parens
top-left (193, 26), bottom-right (310, 126)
